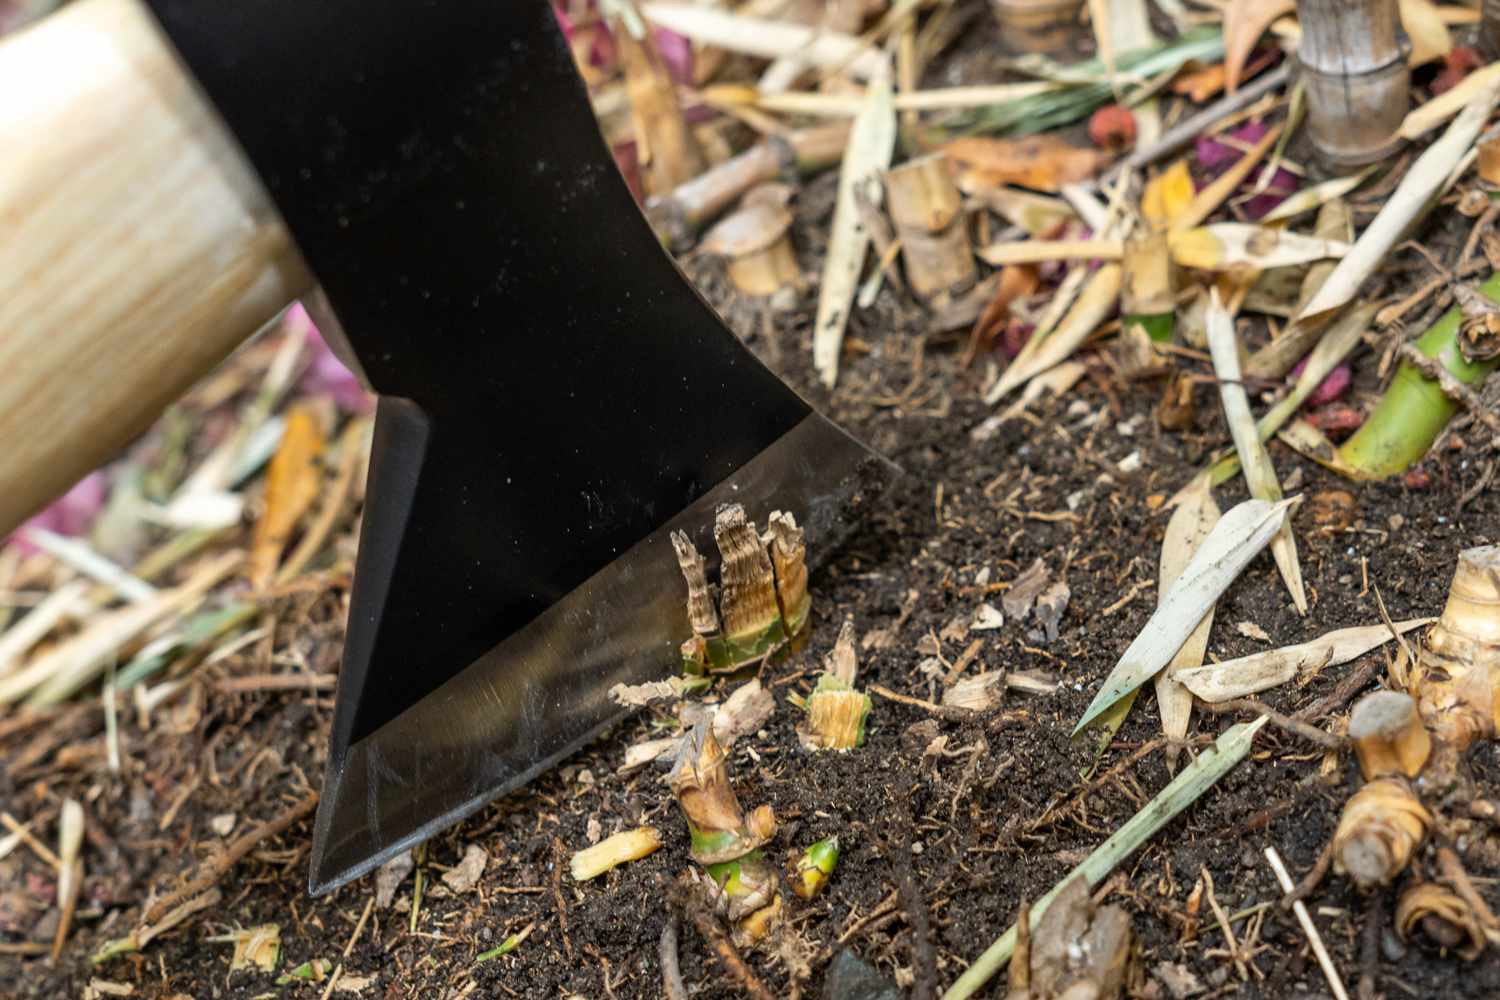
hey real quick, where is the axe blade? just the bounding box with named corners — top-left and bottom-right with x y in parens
top-left (142, 0), bottom-right (893, 892)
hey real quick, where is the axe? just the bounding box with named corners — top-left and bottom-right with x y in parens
top-left (0, 0), bottom-right (892, 892)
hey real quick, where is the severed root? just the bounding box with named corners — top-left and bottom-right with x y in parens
top-left (1396, 882), bottom-right (1488, 960)
top-left (1332, 777), bottom-right (1432, 890)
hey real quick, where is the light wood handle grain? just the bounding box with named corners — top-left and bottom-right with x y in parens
top-left (0, 0), bottom-right (311, 537)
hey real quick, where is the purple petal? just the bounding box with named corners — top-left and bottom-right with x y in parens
top-left (294, 303), bottom-right (375, 414)
top-left (654, 28), bottom-right (694, 86)
top-left (8, 471), bottom-right (109, 556)
top-left (1291, 358), bottom-right (1353, 406)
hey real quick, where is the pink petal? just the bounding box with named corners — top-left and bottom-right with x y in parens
top-left (294, 303), bottom-right (375, 414)
top-left (8, 471), bottom-right (109, 556)
top-left (1291, 358), bottom-right (1352, 406)
top-left (654, 28), bottom-right (694, 86)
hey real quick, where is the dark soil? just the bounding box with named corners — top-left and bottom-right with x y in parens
top-left (6, 34), bottom-right (1500, 1000)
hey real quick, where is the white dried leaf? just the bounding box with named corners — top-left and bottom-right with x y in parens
top-left (375, 850), bottom-right (413, 909)
top-left (713, 679), bottom-right (774, 746)
top-left (441, 844), bottom-right (488, 894)
top-left (1236, 621), bottom-right (1272, 643)
top-left (970, 604), bottom-right (1005, 631)
top-left (1176, 619), bottom-right (1432, 703)
top-left (1074, 497), bottom-right (1298, 735)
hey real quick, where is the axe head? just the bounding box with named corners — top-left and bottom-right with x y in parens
top-left (144, 0), bottom-right (894, 892)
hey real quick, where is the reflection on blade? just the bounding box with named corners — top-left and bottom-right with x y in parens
top-left (308, 412), bottom-right (893, 894)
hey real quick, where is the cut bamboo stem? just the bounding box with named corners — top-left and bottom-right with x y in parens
top-left (1295, 0), bottom-right (1409, 166)
top-left (991, 0), bottom-right (1086, 54)
top-left (647, 123), bottom-right (850, 248)
top-left (883, 154), bottom-right (976, 308)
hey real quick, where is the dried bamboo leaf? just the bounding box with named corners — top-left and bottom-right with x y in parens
top-left (1399, 62), bottom-right (1500, 140)
top-left (987, 264), bottom-right (1123, 403)
top-left (1257, 167), bottom-right (1376, 224)
top-left (1399, 0), bottom-right (1453, 68)
top-left (1223, 0), bottom-right (1295, 92)
top-left (249, 405), bottom-right (325, 588)
top-left (1141, 159), bottom-right (1195, 230)
top-left (1155, 477), bottom-right (1221, 751)
top-left (1169, 225), bottom-right (1349, 272)
top-left (973, 187), bottom-right (1078, 236)
top-left (1205, 292), bottom-right (1307, 615)
top-left (1304, 81), bottom-right (1500, 323)
top-left (1176, 619), bottom-right (1432, 702)
top-left (1073, 498), bottom-right (1297, 735)
top-left (943, 135), bottom-right (1108, 194)
top-left (641, 4), bottom-right (888, 80)
top-left (1277, 418), bottom-right (1367, 479)
top-left (814, 71), bottom-right (896, 388)
top-left (0, 581), bottom-right (90, 679)
top-left (978, 239), bottom-right (1125, 266)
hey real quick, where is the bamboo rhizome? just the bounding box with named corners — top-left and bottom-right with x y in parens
top-left (1339, 273), bottom-right (1500, 479)
top-left (882, 153), bottom-right (977, 308)
top-left (1413, 545), bottom-right (1500, 788)
top-left (1295, 0), bottom-right (1409, 166)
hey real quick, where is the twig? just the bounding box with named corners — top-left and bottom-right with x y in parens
top-left (1436, 846), bottom-right (1500, 932)
top-left (1264, 846), bottom-right (1350, 1000)
top-left (551, 837), bottom-right (574, 961)
top-left (1284, 841), bottom-right (1335, 907)
top-left (344, 896), bottom-right (375, 957)
top-left (868, 683), bottom-right (976, 722)
top-left (1120, 63), bottom-right (1293, 173)
top-left (1195, 698), bottom-right (1342, 750)
top-left (674, 874), bottom-right (777, 1000)
top-left (143, 790), bottom-right (317, 924)
top-left (215, 673), bottom-right (337, 693)
top-left (659, 917), bottom-right (688, 1000)
top-left (0, 812), bottom-right (61, 869)
top-left (1295, 657), bottom-right (1383, 722)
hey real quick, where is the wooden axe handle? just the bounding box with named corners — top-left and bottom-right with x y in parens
top-left (0, 0), bottom-right (311, 537)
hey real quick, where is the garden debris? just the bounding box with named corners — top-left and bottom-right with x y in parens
top-left (1001, 558), bottom-right (1050, 621)
top-left (1207, 289), bottom-right (1307, 614)
top-left (248, 403), bottom-right (324, 588)
top-left (1176, 619), bottom-right (1430, 703)
top-left (944, 719), bottom-right (1266, 999)
top-left (51, 798), bottom-right (83, 960)
top-left (208, 923), bottom-right (281, 973)
top-left (374, 850), bottom-right (413, 909)
top-left (882, 153), bottom-right (975, 308)
top-left (1412, 544), bottom-right (1500, 785)
top-left (475, 921), bottom-right (534, 963)
top-left (970, 603), bottom-right (1004, 632)
top-left (796, 621), bottom-right (873, 751)
top-left (1032, 581), bottom-right (1069, 642)
top-left (1397, 882), bottom-right (1488, 960)
top-left (440, 844), bottom-right (488, 894)
top-left (1264, 847), bottom-right (1351, 1000)
top-left (1074, 498), bottom-right (1297, 735)
top-left (1155, 476), bottom-right (1219, 764)
top-left (1006, 876), bottom-right (1132, 1000)
top-left (943, 134), bottom-right (1105, 193)
top-left (700, 198), bottom-right (804, 300)
top-left (570, 827), bottom-right (663, 881)
top-left (814, 70), bottom-right (896, 388)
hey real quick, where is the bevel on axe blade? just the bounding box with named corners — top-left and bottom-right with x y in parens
top-left (142, 0), bottom-right (895, 893)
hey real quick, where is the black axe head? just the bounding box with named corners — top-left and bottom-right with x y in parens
top-left (143, 0), bottom-right (893, 892)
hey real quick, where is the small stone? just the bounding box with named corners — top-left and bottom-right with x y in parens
top-left (824, 949), bottom-right (901, 1000)
top-left (1118, 450), bottom-right (1142, 473)
top-left (1388, 513), bottom-right (1405, 532)
top-left (208, 813), bottom-right (236, 837)
top-left (970, 603), bottom-right (1004, 631)
top-left (1380, 926), bottom-right (1407, 962)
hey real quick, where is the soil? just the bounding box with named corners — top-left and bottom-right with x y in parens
top-left (5, 21), bottom-right (1500, 1000)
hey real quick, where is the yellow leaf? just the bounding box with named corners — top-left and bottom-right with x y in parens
top-left (1223, 0), bottom-right (1295, 92)
top-left (1142, 159), bottom-right (1195, 231)
top-left (249, 406), bottom-right (325, 587)
top-left (1400, 0), bottom-right (1452, 67)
